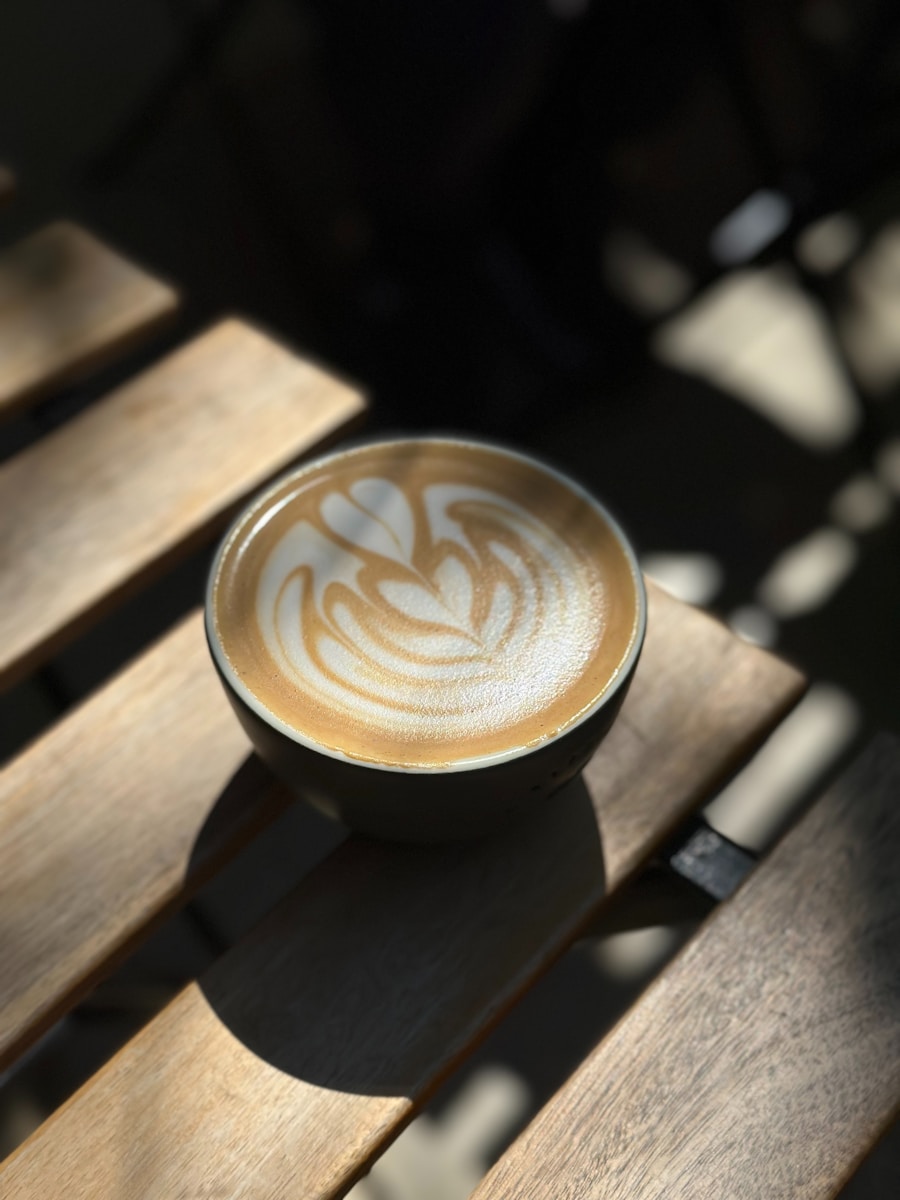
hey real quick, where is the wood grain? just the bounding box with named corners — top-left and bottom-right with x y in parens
top-left (0, 585), bottom-right (805, 1199)
top-left (0, 317), bottom-right (367, 689)
top-left (0, 611), bottom-right (291, 1072)
top-left (473, 735), bottom-right (900, 1200)
top-left (0, 221), bottom-right (178, 419)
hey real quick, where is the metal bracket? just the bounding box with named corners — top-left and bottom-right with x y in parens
top-left (665, 818), bottom-right (757, 902)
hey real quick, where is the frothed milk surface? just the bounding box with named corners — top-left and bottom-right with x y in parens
top-left (210, 440), bottom-right (641, 768)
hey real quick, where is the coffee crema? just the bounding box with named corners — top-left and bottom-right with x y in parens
top-left (210, 440), bottom-right (641, 768)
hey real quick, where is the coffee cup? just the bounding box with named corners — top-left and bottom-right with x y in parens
top-left (205, 436), bottom-right (646, 841)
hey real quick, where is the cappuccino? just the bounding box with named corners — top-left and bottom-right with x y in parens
top-left (209, 439), bottom-right (642, 769)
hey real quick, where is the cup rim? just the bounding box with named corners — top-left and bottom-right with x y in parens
top-left (205, 434), bottom-right (647, 774)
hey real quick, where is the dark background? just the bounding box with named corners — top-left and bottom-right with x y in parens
top-left (2, 0), bottom-right (899, 742)
top-left (1, 0), bottom-right (899, 726)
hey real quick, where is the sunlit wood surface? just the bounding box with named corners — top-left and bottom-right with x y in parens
top-left (0, 317), bottom-right (367, 690)
top-left (472, 735), bottom-right (900, 1200)
top-left (0, 583), bottom-right (804, 1200)
top-left (0, 611), bottom-right (290, 1071)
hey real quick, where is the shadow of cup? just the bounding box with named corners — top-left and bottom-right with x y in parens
top-left (193, 770), bottom-right (605, 1096)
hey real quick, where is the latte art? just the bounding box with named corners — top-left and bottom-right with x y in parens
top-left (258, 477), bottom-right (605, 754)
top-left (210, 440), bottom-right (642, 768)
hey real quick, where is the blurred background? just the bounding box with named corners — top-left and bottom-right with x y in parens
top-left (1, 0), bottom-right (899, 1194)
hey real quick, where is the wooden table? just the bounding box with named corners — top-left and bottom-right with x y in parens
top-left (0, 216), bottom-right (897, 1200)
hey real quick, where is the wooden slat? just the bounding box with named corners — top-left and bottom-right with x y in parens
top-left (0, 221), bottom-right (178, 419)
top-left (0, 318), bottom-right (367, 690)
top-left (473, 735), bottom-right (900, 1200)
top-left (0, 610), bottom-right (290, 1072)
top-left (0, 585), bottom-right (805, 1199)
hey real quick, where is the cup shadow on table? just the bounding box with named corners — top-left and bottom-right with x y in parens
top-left (191, 765), bottom-right (606, 1098)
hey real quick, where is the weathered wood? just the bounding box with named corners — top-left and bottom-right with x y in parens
top-left (0, 585), bottom-right (804, 1199)
top-left (0, 611), bottom-right (290, 1072)
top-left (472, 735), bottom-right (900, 1200)
top-left (0, 318), bottom-right (367, 689)
top-left (0, 221), bottom-right (178, 419)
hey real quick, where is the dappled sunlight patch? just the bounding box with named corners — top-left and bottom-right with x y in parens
top-left (640, 550), bottom-right (723, 606)
top-left (704, 683), bottom-right (862, 852)
top-left (653, 265), bottom-right (860, 449)
top-left (757, 526), bottom-right (858, 618)
top-left (795, 211), bottom-right (863, 275)
top-left (347, 1066), bottom-right (530, 1200)
top-left (728, 604), bottom-right (778, 648)
top-left (876, 437), bottom-right (900, 494)
top-left (828, 472), bottom-right (894, 532)
top-left (601, 227), bottom-right (693, 318)
top-left (709, 189), bottom-right (792, 267)
top-left (842, 222), bottom-right (900, 393)
top-left (588, 924), bottom-right (682, 983)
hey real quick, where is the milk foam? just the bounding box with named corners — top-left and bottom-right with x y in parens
top-left (256, 477), bottom-right (606, 746)
top-left (211, 440), bottom-right (641, 768)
